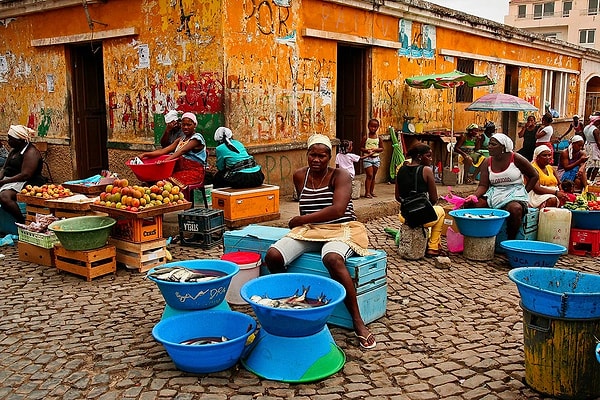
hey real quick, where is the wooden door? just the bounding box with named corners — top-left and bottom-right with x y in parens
top-left (336, 45), bottom-right (367, 171)
top-left (71, 43), bottom-right (108, 178)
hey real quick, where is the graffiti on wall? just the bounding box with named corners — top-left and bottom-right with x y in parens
top-left (244, 0), bottom-right (291, 37)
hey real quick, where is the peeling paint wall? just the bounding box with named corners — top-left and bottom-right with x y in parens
top-left (0, 0), bottom-right (588, 192)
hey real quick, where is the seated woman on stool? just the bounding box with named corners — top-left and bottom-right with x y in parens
top-left (264, 134), bottom-right (375, 350)
top-left (0, 125), bottom-right (46, 224)
top-left (212, 127), bottom-right (264, 189)
top-left (464, 134), bottom-right (538, 240)
top-left (139, 112), bottom-right (206, 188)
top-left (557, 135), bottom-right (588, 192)
top-left (527, 145), bottom-right (569, 208)
top-left (395, 143), bottom-right (445, 257)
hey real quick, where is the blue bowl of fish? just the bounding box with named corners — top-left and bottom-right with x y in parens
top-left (240, 273), bottom-right (346, 337)
top-left (448, 208), bottom-right (510, 237)
top-left (500, 240), bottom-right (565, 268)
top-left (146, 260), bottom-right (240, 310)
top-left (152, 310), bottom-right (256, 373)
top-left (508, 267), bottom-right (600, 319)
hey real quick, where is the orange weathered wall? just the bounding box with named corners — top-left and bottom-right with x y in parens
top-left (0, 0), bottom-right (585, 192)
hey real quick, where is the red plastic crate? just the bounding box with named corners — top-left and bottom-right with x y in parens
top-left (569, 228), bottom-right (600, 257)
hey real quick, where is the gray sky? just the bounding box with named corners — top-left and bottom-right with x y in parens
top-left (426, 0), bottom-right (510, 24)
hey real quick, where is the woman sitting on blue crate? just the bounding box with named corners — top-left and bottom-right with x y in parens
top-left (212, 127), bottom-right (264, 189)
top-left (264, 133), bottom-right (376, 350)
top-left (557, 135), bottom-right (588, 192)
top-left (526, 145), bottom-right (569, 208)
top-left (464, 133), bottom-right (538, 240)
top-left (0, 125), bottom-right (46, 224)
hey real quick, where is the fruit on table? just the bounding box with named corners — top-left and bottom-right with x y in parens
top-left (94, 180), bottom-right (187, 211)
top-left (20, 184), bottom-right (73, 199)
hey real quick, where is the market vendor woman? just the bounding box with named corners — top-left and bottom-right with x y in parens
top-left (0, 125), bottom-right (46, 223)
top-left (264, 134), bottom-right (376, 350)
top-left (212, 127), bottom-right (264, 189)
top-left (139, 112), bottom-right (206, 188)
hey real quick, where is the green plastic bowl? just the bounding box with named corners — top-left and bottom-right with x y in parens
top-left (48, 216), bottom-right (116, 251)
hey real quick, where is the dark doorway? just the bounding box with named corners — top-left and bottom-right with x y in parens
top-left (504, 65), bottom-right (520, 139)
top-left (70, 42), bottom-right (108, 179)
top-left (336, 45), bottom-right (367, 172)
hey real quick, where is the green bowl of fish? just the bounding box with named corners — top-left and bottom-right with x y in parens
top-left (48, 215), bottom-right (116, 251)
top-left (146, 260), bottom-right (240, 310)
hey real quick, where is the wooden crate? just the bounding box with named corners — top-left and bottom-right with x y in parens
top-left (212, 185), bottom-right (279, 221)
top-left (25, 204), bottom-right (52, 222)
top-left (112, 216), bottom-right (163, 243)
top-left (54, 245), bottom-right (116, 282)
top-left (109, 238), bottom-right (166, 273)
top-left (18, 241), bottom-right (54, 267)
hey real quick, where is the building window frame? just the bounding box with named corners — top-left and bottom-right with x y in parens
top-left (518, 4), bottom-right (527, 18)
top-left (541, 70), bottom-right (569, 118)
top-left (563, 1), bottom-right (572, 16)
top-left (579, 29), bottom-right (596, 45)
top-left (589, 0), bottom-right (599, 15)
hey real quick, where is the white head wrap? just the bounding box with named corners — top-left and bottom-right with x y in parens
top-left (307, 134), bottom-right (332, 150)
top-left (533, 145), bottom-right (551, 160)
top-left (8, 125), bottom-right (35, 142)
top-left (181, 112), bottom-right (197, 125)
top-left (491, 133), bottom-right (513, 153)
top-left (590, 115), bottom-right (600, 125)
top-left (164, 110), bottom-right (179, 124)
top-left (214, 127), bottom-right (233, 142)
top-left (568, 135), bottom-right (584, 159)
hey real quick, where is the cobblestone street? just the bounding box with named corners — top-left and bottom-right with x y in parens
top-left (1, 215), bottom-right (599, 399)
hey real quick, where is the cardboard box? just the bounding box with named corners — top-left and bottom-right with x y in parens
top-left (212, 185), bottom-right (279, 221)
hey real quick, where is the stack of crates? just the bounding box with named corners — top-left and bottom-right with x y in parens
top-left (109, 214), bottom-right (166, 273)
top-left (17, 227), bottom-right (61, 267)
top-left (178, 208), bottom-right (225, 249)
top-left (223, 224), bottom-right (388, 329)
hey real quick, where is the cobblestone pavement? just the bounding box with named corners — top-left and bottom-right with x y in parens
top-left (1, 216), bottom-right (599, 400)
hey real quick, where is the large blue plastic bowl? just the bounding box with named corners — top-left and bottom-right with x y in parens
top-left (147, 260), bottom-right (239, 310)
top-left (240, 273), bottom-right (346, 337)
top-left (449, 208), bottom-right (510, 237)
top-left (500, 240), bottom-right (565, 268)
top-left (570, 209), bottom-right (600, 230)
top-left (152, 310), bottom-right (256, 373)
top-left (508, 267), bottom-right (600, 319)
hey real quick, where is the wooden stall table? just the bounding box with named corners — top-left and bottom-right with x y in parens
top-left (89, 202), bottom-right (191, 273)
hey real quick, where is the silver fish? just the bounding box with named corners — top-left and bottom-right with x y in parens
top-left (180, 336), bottom-right (228, 345)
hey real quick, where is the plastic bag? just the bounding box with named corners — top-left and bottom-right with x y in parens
top-left (443, 187), bottom-right (467, 210)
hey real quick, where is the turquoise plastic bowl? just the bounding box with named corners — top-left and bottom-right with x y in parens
top-left (240, 273), bottom-right (346, 337)
top-left (152, 310), bottom-right (256, 373)
top-left (508, 267), bottom-right (600, 319)
top-left (448, 208), bottom-right (510, 237)
top-left (147, 260), bottom-right (239, 310)
top-left (500, 240), bottom-right (565, 268)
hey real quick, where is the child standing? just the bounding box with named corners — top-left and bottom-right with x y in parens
top-left (360, 118), bottom-right (384, 198)
top-left (336, 140), bottom-right (362, 199)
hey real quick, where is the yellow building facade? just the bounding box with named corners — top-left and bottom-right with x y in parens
top-left (0, 0), bottom-right (596, 193)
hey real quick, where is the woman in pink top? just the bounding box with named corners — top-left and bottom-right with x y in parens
top-left (535, 113), bottom-right (554, 162)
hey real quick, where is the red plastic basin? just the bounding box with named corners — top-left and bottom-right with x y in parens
top-left (126, 155), bottom-right (177, 182)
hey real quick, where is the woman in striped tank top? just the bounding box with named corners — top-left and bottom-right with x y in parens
top-left (265, 134), bottom-right (376, 349)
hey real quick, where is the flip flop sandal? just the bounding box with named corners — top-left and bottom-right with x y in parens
top-left (354, 332), bottom-right (377, 349)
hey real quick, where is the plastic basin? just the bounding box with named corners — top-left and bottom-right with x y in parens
top-left (152, 310), bottom-right (256, 373)
top-left (448, 208), bottom-right (510, 237)
top-left (500, 240), bottom-right (565, 268)
top-left (508, 267), bottom-right (600, 319)
top-left (147, 260), bottom-right (239, 310)
top-left (570, 209), bottom-right (600, 230)
top-left (240, 273), bottom-right (346, 337)
top-left (126, 155), bottom-right (177, 182)
top-left (48, 216), bottom-right (116, 251)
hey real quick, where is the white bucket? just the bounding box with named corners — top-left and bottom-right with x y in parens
top-left (221, 251), bottom-right (261, 305)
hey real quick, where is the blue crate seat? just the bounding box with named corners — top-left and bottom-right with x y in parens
top-left (223, 224), bottom-right (388, 329)
top-left (495, 207), bottom-right (539, 252)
